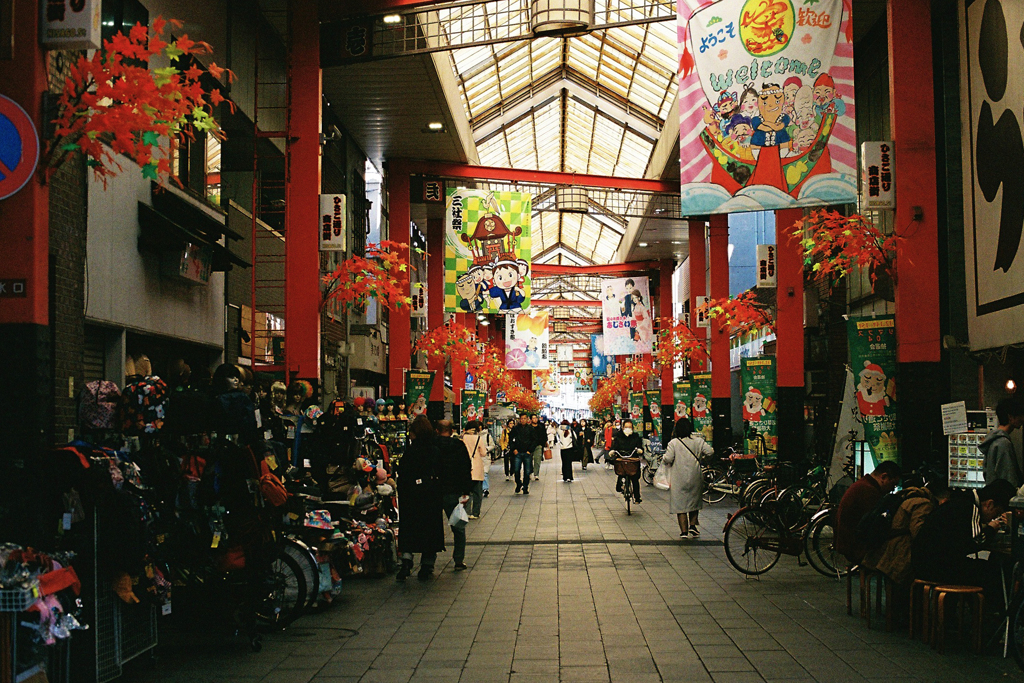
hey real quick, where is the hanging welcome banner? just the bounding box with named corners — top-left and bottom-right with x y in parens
top-left (505, 311), bottom-right (550, 370)
top-left (740, 357), bottom-right (778, 459)
top-left (691, 372), bottom-right (713, 440)
top-left (591, 334), bottom-right (616, 377)
top-left (602, 276), bottom-right (654, 355)
top-left (628, 391), bottom-right (645, 425)
top-left (673, 380), bottom-right (692, 422)
top-left (445, 188), bottom-right (532, 313)
top-left (460, 389), bottom-right (485, 426)
top-left (848, 315), bottom-right (899, 464)
top-left (676, 0), bottom-right (857, 214)
top-left (645, 389), bottom-right (663, 445)
top-left (405, 370), bottom-right (436, 420)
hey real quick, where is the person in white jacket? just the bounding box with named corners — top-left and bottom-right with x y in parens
top-left (661, 417), bottom-right (714, 539)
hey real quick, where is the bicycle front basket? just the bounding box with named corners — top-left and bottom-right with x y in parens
top-left (613, 458), bottom-right (640, 478)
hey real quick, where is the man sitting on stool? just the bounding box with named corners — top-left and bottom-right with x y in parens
top-left (835, 460), bottom-right (902, 567)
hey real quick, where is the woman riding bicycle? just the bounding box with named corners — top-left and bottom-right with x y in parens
top-left (611, 419), bottom-right (644, 504)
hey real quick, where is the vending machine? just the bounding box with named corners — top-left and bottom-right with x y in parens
top-left (947, 409), bottom-right (997, 490)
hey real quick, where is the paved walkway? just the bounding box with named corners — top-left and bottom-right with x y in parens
top-left (127, 458), bottom-right (1024, 683)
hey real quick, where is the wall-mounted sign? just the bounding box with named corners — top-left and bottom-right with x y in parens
top-left (0, 95), bottom-right (40, 200)
top-left (756, 244), bottom-right (777, 287)
top-left (423, 179), bottom-right (443, 203)
top-left (319, 194), bottom-right (346, 251)
top-left (860, 141), bottom-right (895, 210)
top-left (162, 243), bottom-right (213, 285)
top-left (695, 295), bottom-right (711, 328)
top-left (0, 278), bottom-right (27, 297)
top-left (41, 0), bottom-right (101, 50)
top-left (411, 282), bottom-right (427, 318)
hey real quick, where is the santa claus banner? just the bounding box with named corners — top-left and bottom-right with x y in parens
top-left (460, 389), bottom-right (485, 428)
top-left (691, 373), bottom-right (713, 440)
top-left (445, 188), bottom-right (532, 313)
top-left (740, 357), bottom-right (778, 459)
top-left (602, 276), bottom-right (654, 355)
top-left (645, 390), bottom-right (664, 446)
top-left (505, 311), bottom-right (550, 370)
top-left (628, 392), bottom-right (645, 425)
top-left (404, 370), bottom-right (436, 421)
top-left (848, 315), bottom-right (899, 464)
top-left (673, 381), bottom-right (693, 422)
top-left (677, 0), bottom-right (857, 214)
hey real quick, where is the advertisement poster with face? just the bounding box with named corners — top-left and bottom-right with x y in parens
top-left (460, 389), bottom-right (485, 427)
top-left (848, 316), bottom-right (899, 464)
top-left (677, 0), bottom-right (857, 214)
top-left (602, 276), bottom-right (654, 355)
top-left (405, 370), bottom-right (436, 421)
top-left (591, 334), bottom-right (616, 377)
top-left (690, 373), bottom-right (713, 440)
top-left (645, 389), bottom-right (663, 446)
top-left (445, 188), bottom-right (532, 313)
top-left (740, 357), bottom-right (778, 459)
top-left (505, 311), bottom-right (550, 370)
top-left (673, 381), bottom-right (692, 422)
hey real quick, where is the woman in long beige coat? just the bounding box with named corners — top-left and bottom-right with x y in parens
top-left (462, 420), bottom-right (489, 518)
top-left (661, 418), bottom-right (714, 539)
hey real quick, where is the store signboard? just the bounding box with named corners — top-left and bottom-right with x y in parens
top-left (756, 244), bottom-right (777, 287)
top-left (860, 141), bottom-right (895, 210)
top-left (350, 335), bottom-right (385, 374)
top-left (740, 357), bottom-right (778, 459)
top-left (695, 295), bottom-right (711, 328)
top-left (410, 282), bottom-right (427, 318)
top-left (41, 0), bottom-right (101, 50)
top-left (848, 315), bottom-right (898, 464)
top-left (319, 194), bottom-right (346, 251)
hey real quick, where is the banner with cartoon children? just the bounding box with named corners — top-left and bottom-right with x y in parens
top-left (505, 311), bottom-right (550, 370)
top-left (673, 381), bottom-right (692, 422)
top-left (690, 373), bottom-right (713, 440)
top-left (848, 315), bottom-right (899, 464)
top-left (677, 0), bottom-right (857, 214)
top-left (445, 188), bottom-right (532, 313)
top-left (740, 357), bottom-right (778, 459)
top-left (460, 389), bottom-right (485, 427)
top-left (601, 276), bottom-right (654, 355)
top-left (405, 370), bottom-right (436, 421)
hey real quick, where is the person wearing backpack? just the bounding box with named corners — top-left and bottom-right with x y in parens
top-left (981, 397), bottom-right (1024, 488)
top-left (662, 418), bottom-right (715, 539)
top-left (861, 481), bottom-right (950, 586)
top-left (834, 460), bottom-right (902, 566)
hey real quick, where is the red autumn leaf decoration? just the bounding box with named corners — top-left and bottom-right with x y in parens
top-left (790, 210), bottom-right (900, 288)
top-left (654, 317), bottom-right (709, 368)
top-left (413, 322), bottom-right (482, 369)
top-left (698, 291), bottom-right (776, 336)
top-left (322, 241), bottom-right (413, 314)
top-left (47, 16), bottom-right (235, 185)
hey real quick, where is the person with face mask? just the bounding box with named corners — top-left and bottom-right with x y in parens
top-left (558, 420), bottom-right (576, 482)
top-left (612, 420), bottom-right (644, 503)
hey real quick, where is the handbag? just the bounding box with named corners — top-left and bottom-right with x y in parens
top-left (449, 502), bottom-right (469, 530)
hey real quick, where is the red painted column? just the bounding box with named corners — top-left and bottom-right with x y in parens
top-left (709, 215), bottom-right (731, 449)
top-left (659, 259), bottom-right (674, 406)
top-left (452, 313), bottom-right (467, 398)
top-left (888, 0), bottom-right (940, 364)
top-left (286, 1), bottom-right (322, 382)
top-left (427, 218), bottom-right (445, 402)
top-left (387, 161), bottom-right (411, 396)
top-left (688, 220), bottom-right (707, 372)
top-left (775, 209), bottom-right (804, 387)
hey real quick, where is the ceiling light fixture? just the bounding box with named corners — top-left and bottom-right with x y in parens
top-left (555, 185), bottom-right (588, 213)
top-left (383, 14), bottom-right (401, 24)
top-left (639, 242), bottom-right (648, 247)
top-left (531, 0), bottom-right (594, 37)
top-left (427, 121), bottom-right (444, 130)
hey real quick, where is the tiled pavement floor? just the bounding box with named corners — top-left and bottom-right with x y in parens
top-left (125, 458), bottom-right (1024, 683)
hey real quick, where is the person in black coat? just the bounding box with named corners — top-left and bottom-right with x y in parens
top-left (436, 420), bottom-right (473, 572)
top-left (581, 421), bottom-right (596, 470)
top-left (396, 416), bottom-right (446, 581)
top-left (611, 419), bottom-right (644, 503)
top-left (509, 414), bottom-right (537, 494)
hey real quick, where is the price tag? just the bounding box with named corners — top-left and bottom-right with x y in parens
top-left (211, 532), bottom-right (221, 548)
top-left (62, 513), bottom-right (72, 530)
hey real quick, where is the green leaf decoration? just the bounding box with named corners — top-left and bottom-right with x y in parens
top-left (141, 163), bottom-right (160, 180)
top-left (60, 143), bottom-right (80, 152)
top-left (142, 131), bottom-right (161, 146)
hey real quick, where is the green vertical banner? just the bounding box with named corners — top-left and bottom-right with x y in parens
top-left (460, 389), bottom-right (485, 427)
top-left (691, 373), bottom-right (713, 441)
top-left (405, 370), bottom-right (436, 421)
top-left (628, 391), bottom-right (644, 425)
top-left (672, 381), bottom-right (692, 423)
top-left (740, 357), bottom-right (778, 461)
top-left (645, 389), bottom-right (663, 446)
top-left (848, 316), bottom-right (899, 465)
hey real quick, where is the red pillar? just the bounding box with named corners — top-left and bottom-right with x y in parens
top-left (387, 161), bottom-right (411, 396)
top-left (709, 215), bottom-right (731, 449)
top-left (775, 209), bottom-right (805, 461)
top-left (688, 220), bottom-right (707, 372)
top-left (286, 1), bottom-right (322, 382)
top-left (659, 259), bottom-right (674, 406)
top-left (888, 0), bottom-right (940, 364)
top-left (426, 218), bottom-right (445, 403)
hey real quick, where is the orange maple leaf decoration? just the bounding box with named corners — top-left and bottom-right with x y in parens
top-left (698, 291), bottom-right (776, 336)
top-left (321, 241), bottom-right (414, 314)
top-left (413, 322), bottom-right (482, 369)
top-left (654, 317), bottom-right (709, 368)
top-left (790, 210), bottom-right (900, 290)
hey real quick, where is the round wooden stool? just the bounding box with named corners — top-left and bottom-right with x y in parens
top-left (909, 579), bottom-right (940, 640)
top-left (930, 585), bottom-right (984, 654)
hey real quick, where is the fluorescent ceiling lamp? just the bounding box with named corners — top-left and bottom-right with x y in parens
top-left (427, 121), bottom-right (444, 130)
top-left (383, 14), bottom-right (401, 24)
top-left (639, 242), bottom-right (648, 247)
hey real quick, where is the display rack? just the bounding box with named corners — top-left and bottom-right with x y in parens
top-left (377, 420), bottom-right (408, 465)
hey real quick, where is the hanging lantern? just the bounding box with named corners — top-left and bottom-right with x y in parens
top-left (555, 185), bottom-right (588, 213)
top-left (531, 0), bottom-right (594, 37)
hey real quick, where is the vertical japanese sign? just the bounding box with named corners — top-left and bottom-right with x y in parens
top-left (677, 0), bottom-right (857, 214)
top-left (847, 316), bottom-right (898, 465)
top-left (445, 188), bottom-right (532, 314)
top-left (405, 370), bottom-right (436, 421)
top-left (410, 282), bottom-right (427, 318)
top-left (505, 311), bottom-right (550, 370)
top-left (319, 194), bottom-right (347, 251)
top-left (645, 389), bottom-right (663, 445)
top-left (756, 244), bottom-right (777, 287)
top-left (673, 380), bottom-right (693, 423)
top-left (591, 334), bottom-right (616, 377)
top-left (860, 141), bottom-right (895, 210)
top-left (601, 276), bottom-right (654, 354)
top-left (691, 373), bottom-right (713, 440)
top-left (460, 389), bottom-right (485, 426)
top-left (628, 392), bottom-right (645, 425)
top-left (740, 357), bottom-right (778, 459)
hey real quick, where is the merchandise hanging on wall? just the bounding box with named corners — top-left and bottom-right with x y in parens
top-left (673, 380), bottom-right (692, 422)
top-left (740, 357), bottom-right (778, 459)
top-left (959, 0), bottom-right (1024, 349)
top-left (676, 0), bottom-right (857, 214)
top-left (690, 373), bottom-right (713, 440)
top-left (404, 370), bottom-right (436, 420)
top-left (504, 311), bottom-right (550, 370)
top-left (847, 315), bottom-right (899, 465)
top-left (445, 188), bottom-right (533, 313)
top-left (645, 389), bottom-right (663, 446)
top-left (591, 334), bottom-right (616, 377)
top-left (601, 276), bottom-right (654, 355)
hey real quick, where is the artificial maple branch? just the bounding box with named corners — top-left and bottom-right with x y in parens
top-left (321, 241), bottom-right (413, 314)
top-left (790, 210), bottom-right (900, 289)
top-left (698, 291), bottom-right (776, 336)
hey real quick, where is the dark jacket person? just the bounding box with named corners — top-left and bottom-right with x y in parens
top-left (396, 416), bottom-right (445, 581)
top-left (436, 420), bottom-right (473, 571)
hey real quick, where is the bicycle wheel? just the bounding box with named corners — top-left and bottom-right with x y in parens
top-left (724, 507), bottom-right (782, 575)
top-left (804, 512), bottom-right (847, 578)
top-left (281, 537), bottom-right (320, 609)
top-left (702, 465), bottom-right (728, 504)
top-left (741, 478), bottom-right (772, 508)
top-left (624, 478), bottom-right (632, 515)
top-left (254, 546), bottom-right (307, 627)
top-left (642, 464), bottom-right (655, 486)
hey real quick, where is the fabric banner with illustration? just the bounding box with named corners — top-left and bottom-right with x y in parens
top-left (628, 391), bottom-right (645, 426)
top-left (601, 276), bottom-right (654, 355)
top-left (460, 389), bottom-right (485, 426)
top-left (591, 334), bottom-right (616, 377)
top-left (848, 315), bottom-right (898, 464)
top-left (445, 188), bottom-right (532, 313)
top-left (673, 381), bottom-right (693, 422)
top-left (676, 0), bottom-right (857, 214)
top-left (574, 365), bottom-right (594, 392)
top-left (405, 370), bottom-right (436, 421)
top-left (740, 357), bottom-right (778, 460)
top-left (645, 389), bottom-right (664, 445)
top-left (505, 311), bottom-right (550, 370)
top-left (533, 369), bottom-right (560, 397)
top-left (691, 373), bottom-right (713, 440)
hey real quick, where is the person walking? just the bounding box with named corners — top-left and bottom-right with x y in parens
top-left (396, 416), bottom-right (445, 581)
top-left (500, 419), bottom-right (513, 481)
top-left (509, 413), bottom-right (536, 494)
top-left (661, 418), bottom-right (714, 538)
top-left (611, 419), bottom-right (644, 503)
top-left (436, 420), bottom-right (473, 572)
top-left (462, 420), bottom-right (488, 519)
top-left (603, 420), bottom-right (615, 469)
top-left (982, 397), bottom-right (1024, 488)
top-left (581, 420), bottom-right (596, 470)
top-left (558, 420), bottom-right (576, 482)
top-left (531, 414), bottom-right (546, 481)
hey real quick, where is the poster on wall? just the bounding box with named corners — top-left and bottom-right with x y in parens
top-left (740, 357), bottom-right (778, 460)
top-left (404, 370), bottom-right (436, 421)
top-left (460, 389), bottom-right (485, 426)
top-left (505, 311), bottom-right (550, 370)
top-left (574, 365), bottom-right (594, 392)
top-left (691, 372), bottom-right (713, 440)
top-left (960, 0), bottom-right (1024, 349)
top-left (628, 392), bottom-right (645, 425)
top-left (601, 276), bottom-right (654, 354)
top-left (673, 381), bottom-right (692, 421)
top-left (591, 334), bottom-right (616, 377)
top-left (645, 389), bottom-right (663, 445)
top-left (676, 0), bottom-right (857, 215)
top-left (445, 188), bottom-right (532, 313)
top-left (847, 315), bottom-right (899, 464)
